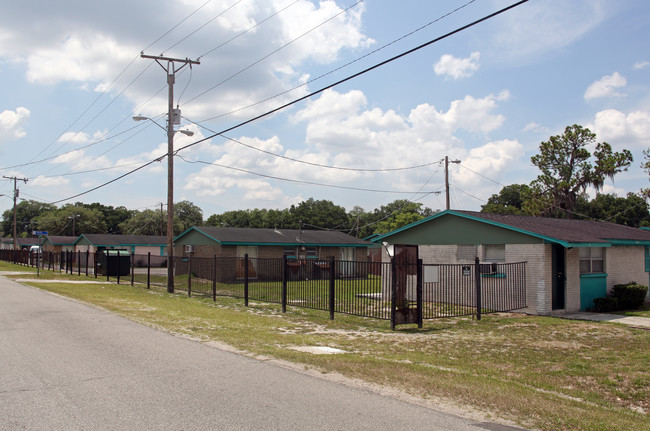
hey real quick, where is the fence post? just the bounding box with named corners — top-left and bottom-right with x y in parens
top-left (329, 256), bottom-right (335, 320)
top-left (188, 255), bottom-right (192, 297)
top-left (244, 254), bottom-right (249, 307)
top-left (77, 250), bottom-right (81, 276)
top-left (282, 255), bottom-right (287, 313)
top-left (212, 254), bottom-right (216, 302)
top-left (94, 252), bottom-right (98, 278)
top-left (390, 257), bottom-right (397, 331)
top-left (475, 256), bottom-right (482, 321)
top-left (106, 251), bottom-right (110, 282)
top-left (116, 251), bottom-right (121, 285)
top-left (85, 250), bottom-right (89, 277)
top-left (147, 252), bottom-right (151, 289)
top-left (417, 258), bottom-right (423, 329)
top-left (131, 252), bottom-right (135, 286)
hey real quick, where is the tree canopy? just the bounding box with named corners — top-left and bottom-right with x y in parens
top-left (34, 204), bottom-right (107, 236)
top-left (2, 200), bottom-right (56, 237)
top-left (530, 124), bottom-right (632, 218)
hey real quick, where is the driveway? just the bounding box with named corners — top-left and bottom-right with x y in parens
top-left (0, 276), bottom-right (524, 431)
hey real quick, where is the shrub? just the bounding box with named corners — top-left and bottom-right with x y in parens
top-left (593, 297), bottom-right (619, 313)
top-left (611, 282), bottom-right (649, 310)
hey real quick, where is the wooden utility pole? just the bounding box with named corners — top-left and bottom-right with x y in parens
top-left (3, 175), bottom-right (28, 250)
top-left (444, 156), bottom-right (460, 210)
top-left (140, 53), bottom-right (199, 293)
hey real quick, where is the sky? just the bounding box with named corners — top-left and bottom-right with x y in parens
top-left (1, 0), bottom-right (649, 226)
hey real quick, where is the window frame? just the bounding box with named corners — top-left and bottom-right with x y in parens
top-left (483, 244), bottom-right (505, 263)
top-left (579, 247), bottom-right (605, 274)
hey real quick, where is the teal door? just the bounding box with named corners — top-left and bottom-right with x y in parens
top-left (580, 273), bottom-right (607, 311)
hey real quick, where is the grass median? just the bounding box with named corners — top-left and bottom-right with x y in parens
top-left (2, 262), bottom-right (648, 431)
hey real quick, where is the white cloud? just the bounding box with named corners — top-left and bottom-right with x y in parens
top-left (633, 61), bottom-right (649, 70)
top-left (275, 0), bottom-right (374, 65)
top-left (0, 107), bottom-right (30, 144)
top-left (30, 175), bottom-right (70, 187)
top-left (434, 52), bottom-right (480, 79)
top-left (589, 108), bottom-right (650, 148)
top-left (584, 72), bottom-right (627, 100)
top-left (454, 139), bottom-right (524, 189)
top-left (523, 122), bottom-right (549, 134)
top-left (486, 0), bottom-right (607, 63)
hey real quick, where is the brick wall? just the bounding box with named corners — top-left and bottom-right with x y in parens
top-left (604, 246), bottom-right (648, 292)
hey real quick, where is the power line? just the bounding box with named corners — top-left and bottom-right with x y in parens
top-left (175, 0), bottom-right (531, 156)
top-left (198, 0), bottom-right (479, 123)
top-left (182, 119), bottom-right (444, 172)
top-left (177, 154), bottom-right (441, 195)
top-left (41, 0), bottom-right (530, 205)
top-left (185, 0), bottom-right (366, 105)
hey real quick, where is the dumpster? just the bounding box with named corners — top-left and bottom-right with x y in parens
top-left (96, 249), bottom-right (130, 276)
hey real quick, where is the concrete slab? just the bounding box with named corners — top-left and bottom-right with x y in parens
top-left (561, 312), bottom-right (650, 329)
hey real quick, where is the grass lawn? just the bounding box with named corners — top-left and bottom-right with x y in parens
top-left (2, 262), bottom-right (648, 431)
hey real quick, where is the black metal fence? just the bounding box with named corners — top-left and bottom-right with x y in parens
top-left (1, 250), bottom-right (527, 328)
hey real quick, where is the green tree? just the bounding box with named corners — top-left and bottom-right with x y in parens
top-left (34, 204), bottom-right (107, 236)
top-left (2, 200), bottom-right (56, 237)
top-left (530, 125), bottom-right (632, 218)
top-left (174, 200), bottom-right (203, 234)
top-left (119, 209), bottom-right (164, 236)
top-left (77, 202), bottom-right (133, 234)
top-left (576, 192), bottom-right (650, 227)
top-left (370, 200), bottom-right (435, 235)
top-left (481, 184), bottom-right (532, 215)
top-left (289, 198), bottom-right (349, 230)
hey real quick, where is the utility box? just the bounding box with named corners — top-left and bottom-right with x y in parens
top-left (96, 249), bottom-right (130, 276)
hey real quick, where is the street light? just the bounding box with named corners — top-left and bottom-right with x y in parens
top-left (133, 114), bottom-right (193, 293)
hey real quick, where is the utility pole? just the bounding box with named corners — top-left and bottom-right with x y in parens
top-left (3, 175), bottom-right (28, 250)
top-left (141, 53), bottom-right (199, 293)
top-left (444, 156), bottom-right (460, 210)
top-left (160, 202), bottom-right (164, 237)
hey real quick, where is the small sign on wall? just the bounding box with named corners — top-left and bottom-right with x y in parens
top-left (424, 265), bottom-right (439, 283)
top-left (462, 265), bottom-right (471, 276)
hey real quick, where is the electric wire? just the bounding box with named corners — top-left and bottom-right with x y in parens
top-left (198, 0), bottom-right (478, 122)
top-left (175, 0), bottom-right (530, 157)
top-left (177, 154), bottom-right (440, 194)
top-left (183, 118), bottom-right (444, 172)
top-left (161, 0), bottom-right (244, 54)
top-left (198, 0), bottom-right (303, 59)
top-left (185, 0), bottom-right (366, 105)
top-left (41, 0), bottom-right (530, 205)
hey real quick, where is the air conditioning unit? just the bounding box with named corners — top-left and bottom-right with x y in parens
top-left (184, 244), bottom-right (195, 253)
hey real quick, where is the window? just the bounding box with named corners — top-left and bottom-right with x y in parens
top-left (580, 247), bottom-right (605, 274)
top-left (305, 247), bottom-right (318, 258)
top-left (283, 247), bottom-right (296, 258)
top-left (484, 244), bottom-right (505, 262)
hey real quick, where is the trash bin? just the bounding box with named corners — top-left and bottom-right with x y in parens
top-left (96, 249), bottom-right (130, 276)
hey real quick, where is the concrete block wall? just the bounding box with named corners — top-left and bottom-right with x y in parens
top-left (564, 248), bottom-right (581, 313)
top-left (605, 246), bottom-right (648, 292)
top-left (507, 244), bottom-right (549, 315)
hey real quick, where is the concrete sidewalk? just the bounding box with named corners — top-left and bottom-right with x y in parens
top-left (561, 312), bottom-right (650, 329)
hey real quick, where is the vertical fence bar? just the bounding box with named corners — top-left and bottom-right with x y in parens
top-left (147, 252), bottom-right (151, 289)
top-left (85, 250), bottom-right (89, 277)
top-left (106, 251), bottom-right (110, 282)
top-left (185, 256), bottom-right (191, 296)
top-left (475, 257), bottom-right (482, 321)
top-left (131, 252), bottom-right (135, 286)
top-left (210, 254), bottom-right (215, 301)
top-left (244, 254), bottom-right (249, 307)
top-left (281, 255), bottom-right (287, 313)
top-left (77, 250), bottom-right (81, 276)
top-left (329, 256), bottom-right (335, 320)
top-left (417, 259), bottom-right (423, 328)
top-left (94, 252), bottom-right (98, 278)
top-left (116, 251), bottom-right (121, 285)
top-left (390, 257), bottom-right (397, 331)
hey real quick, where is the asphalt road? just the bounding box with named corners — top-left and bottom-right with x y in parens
top-left (0, 275), bottom-right (524, 430)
